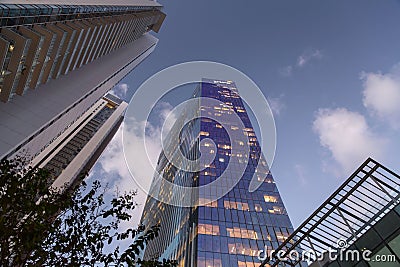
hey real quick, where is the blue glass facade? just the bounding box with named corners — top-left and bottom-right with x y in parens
top-left (141, 80), bottom-right (294, 267)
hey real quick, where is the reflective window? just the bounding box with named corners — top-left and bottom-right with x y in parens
top-left (238, 261), bottom-right (262, 267)
top-left (199, 198), bottom-right (218, 208)
top-left (268, 206), bottom-right (285, 214)
top-left (255, 204), bottom-right (263, 212)
top-left (198, 223), bottom-right (220, 236)
top-left (264, 195), bottom-right (278, 203)
top-left (226, 227), bottom-right (259, 240)
top-left (224, 200), bottom-right (250, 211)
top-left (228, 242), bottom-right (259, 256)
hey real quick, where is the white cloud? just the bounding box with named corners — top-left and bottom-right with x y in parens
top-left (279, 48), bottom-right (322, 77)
top-left (109, 83), bottom-right (129, 99)
top-left (98, 125), bottom-right (130, 180)
top-left (268, 96), bottom-right (285, 116)
top-left (361, 65), bottom-right (400, 129)
top-left (297, 49), bottom-right (322, 67)
top-left (95, 124), bottom-right (146, 227)
top-left (313, 108), bottom-right (386, 174)
top-left (96, 102), bottom-right (177, 226)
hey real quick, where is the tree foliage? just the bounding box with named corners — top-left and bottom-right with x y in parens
top-left (0, 157), bottom-right (176, 267)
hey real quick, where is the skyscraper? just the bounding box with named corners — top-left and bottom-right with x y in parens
top-left (140, 79), bottom-right (294, 267)
top-left (0, 1), bottom-right (165, 186)
top-left (32, 93), bottom-right (128, 189)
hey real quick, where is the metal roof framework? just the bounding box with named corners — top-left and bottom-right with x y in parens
top-left (262, 158), bottom-right (400, 267)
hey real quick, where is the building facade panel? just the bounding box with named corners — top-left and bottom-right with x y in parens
top-left (96, 18), bottom-right (116, 59)
top-left (45, 23), bottom-right (67, 81)
top-left (14, 26), bottom-right (40, 95)
top-left (31, 24), bottom-right (55, 87)
top-left (0, 28), bottom-right (29, 102)
top-left (60, 21), bottom-right (82, 75)
top-left (89, 19), bottom-right (108, 62)
top-left (67, 20), bottom-right (89, 72)
top-left (53, 22), bottom-right (76, 77)
top-left (35, 25), bottom-right (58, 84)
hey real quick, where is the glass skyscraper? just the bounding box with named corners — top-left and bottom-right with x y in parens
top-left (141, 79), bottom-right (294, 267)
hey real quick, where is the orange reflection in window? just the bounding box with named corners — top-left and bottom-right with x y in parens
top-left (276, 233), bottom-right (288, 242)
top-left (226, 227), bottom-right (259, 240)
top-left (268, 206), bottom-right (284, 214)
top-left (264, 195), bottom-right (278, 203)
top-left (224, 200), bottom-right (249, 211)
top-left (255, 204), bottom-right (263, 212)
top-left (228, 243), bottom-right (259, 256)
top-left (200, 131), bottom-right (209, 136)
top-left (198, 257), bottom-right (222, 267)
top-left (198, 223), bottom-right (220, 236)
top-left (238, 261), bottom-right (262, 267)
top-left (199, 198), bottom-right (218, 208)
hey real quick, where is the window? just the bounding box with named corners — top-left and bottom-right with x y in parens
top-left (265, 178), bottom-right (274, 183)
top-left (198, 257), bottom-right (222, 267)
top-left (268, 206), bottom-right (284, 215)
top-left (200, 131), bottom-right (209, 136)
top-left (228, 243), bottom-right (259, 256)
top-left (238, 261), bottom-right (262, 267)
top-left (224, 200), bottom-right (249, 211)
top-left (203, 171), bottom-right (216, 176)
top-left (255, 204), bottom-right (263, 212)
top-left (226, 227), bottom-right (259, 240)
top-left (276, 232), bottom-right (288, 242)
top-left (198, 223), bottom-right (220, 236)
top-left (218, 144), bottom-right (231, 150)
top-left (264, 195), bottom-right (278, 203)
top-left (237, 202), bottom-right (249, 211)
top-left (199, 198), bottom-right (218, 208)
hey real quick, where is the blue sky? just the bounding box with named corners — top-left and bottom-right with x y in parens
top-left (91, 0), bottom-right (400, 228)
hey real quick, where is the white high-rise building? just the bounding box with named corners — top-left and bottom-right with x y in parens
top-left (0, 1), bottom-right (165, 187)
